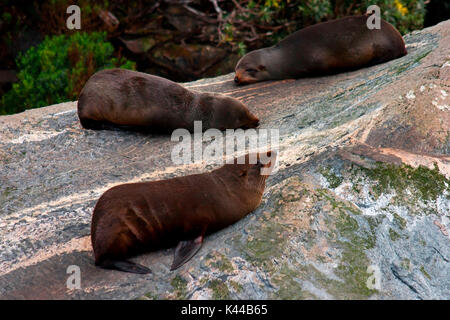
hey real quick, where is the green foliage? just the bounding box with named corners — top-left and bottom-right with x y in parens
top-left (237, 42), bottom-right (247, 56)
top-left (299, 0), bottom-right (332, 22)
top-left (1, 32), bottom-right (135, 115)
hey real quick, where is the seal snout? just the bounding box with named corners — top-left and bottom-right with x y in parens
top-left (233, 72), bottom-right (257, 85)
top-left (250, 113), bottom-right (260, 127)
top-left (242, 115), bottom-right (259, 129)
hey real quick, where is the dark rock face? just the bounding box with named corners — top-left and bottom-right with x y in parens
top-left (118, 4), bottom-right (240, 82)
top-left (424, 0), bottom-right (450, 27)
top-left (0, 21), bottom-right (449, 300)
top-left (120, 36), bottom-right (239, 82)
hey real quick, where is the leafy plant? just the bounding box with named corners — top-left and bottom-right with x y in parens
top-left (0, 32), bottom-right (135, 115)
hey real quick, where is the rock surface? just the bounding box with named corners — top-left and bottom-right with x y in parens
top-left (0, 21), bottom-right (449, 300)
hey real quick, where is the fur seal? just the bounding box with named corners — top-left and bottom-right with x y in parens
top-left (91, 151), bottom-right (276, 274)
top-left (78, 69), bottom-right (259, 132)
top-left (234, 15), bottom-right (407, 84)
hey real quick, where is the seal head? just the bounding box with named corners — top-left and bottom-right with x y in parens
top-left (234, 49), bottom-right (276, 84)
top-left (202, 94), bottom-right (260, 130)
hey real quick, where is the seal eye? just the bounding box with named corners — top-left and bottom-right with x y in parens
top-left (245, 68), bottom-right (258, 73)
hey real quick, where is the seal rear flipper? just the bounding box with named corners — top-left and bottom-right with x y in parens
top-left (170, 235), bottom-right (204, 271)
top-left (99, 259), bottom-right (152, 274)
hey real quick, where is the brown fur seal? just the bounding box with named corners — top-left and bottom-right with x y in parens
top-left (234, 15), bottom-right (407, 84)
top-left (91, 151), bottom-right (276, 274)
top-left (78, 69), bottom-right (259, 132)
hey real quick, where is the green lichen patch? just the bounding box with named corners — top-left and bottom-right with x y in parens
top-left (351, 174), bottom-right (364, 194)
top-left (414, 49), bottom-right (432, 64)
top-left (170, 275), bottom-right (188, 299)
top-left (401, 258), bottom-right (411, 271)
top-left (320, 167), bottom-right (344, 188)
top-left (393, 48), bottom-right (431, 75)
top-left (304, 257), bottom-right (376, 300)
top-left (389, 228), bottom-right (401, 241)
top-left (335, 211), bottom-right (359, 237)
top-left (331, 223), bottom-right (377, 298)
top-left (199, 277), bottom-right (208, 286)
top-left (334, 242), bottom-right (378, 298)
top-left (2, 186), bottom-right (14, 197)
top-left (317, 220), bottom-right (377, 298)
top-left (273, 180), bottom-right (306, 204)
top-left (317, 190), bottom-right (378, 298)
top-left (204, 251), bottom-right (234, 273)
top-left (357, 162), bottom-right (449, 202)
top-left (367, 215), bottom-right (385, 233)
top-left (245, 222), bottom-right (286, 270)
top-left (420, 266), bottom-right (431, 280)
top-left (1, 186), bottom-right (17, 204)
top-left (143, 292), bottom-right (159, 300)
top-left (236, 177), bottom-right (379, 299)
top-left (208, 279), bottom-right (230, 300)
top-left (228, 280), bottom-right (243, 293)
top-left (329, 102), bottom-right (381, 129)
top-left (393, 213), bottom-right (407, 230)
top-left (317, 188), bottom-right (362, 216)
top-left (271, 264), bottom-right (312, 300)
top-left (241, 178), bottom-right (309, 268)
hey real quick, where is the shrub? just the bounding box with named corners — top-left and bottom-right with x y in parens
top-left (0, 32), bottom-right (135, 115)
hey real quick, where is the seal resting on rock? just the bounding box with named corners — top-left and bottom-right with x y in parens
top-left (234, 15), bottom-right (407, 84)
top-left (91, 151), bottom-right (276, 274)
top-left (78, 69), bottom-right (259, 132)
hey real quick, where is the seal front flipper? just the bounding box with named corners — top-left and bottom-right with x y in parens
top-left (99, 259), bottom-right (152, 274)
top-left (170, 235), bottom-right (204, 271)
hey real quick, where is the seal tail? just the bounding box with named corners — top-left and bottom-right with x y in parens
top-left (99, 259), bottom-right (152, 274)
